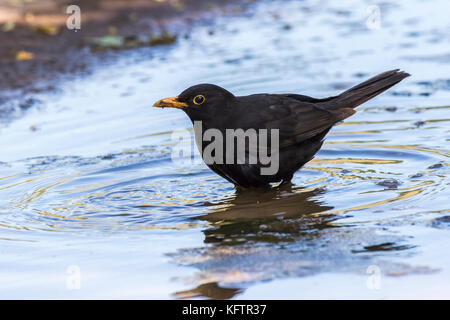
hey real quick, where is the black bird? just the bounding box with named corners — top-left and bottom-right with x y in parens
top-left (154, 69), bottom-right (410, 188)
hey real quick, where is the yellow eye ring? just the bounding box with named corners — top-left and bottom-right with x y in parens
top-left (193, 94), bottom-right (205, 105)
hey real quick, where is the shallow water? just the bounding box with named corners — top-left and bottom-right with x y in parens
top-left (0, 0), bottom-right (449, 298)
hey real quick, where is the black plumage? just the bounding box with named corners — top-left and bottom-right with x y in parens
top-left (154, 69), bottom-right (410, 188)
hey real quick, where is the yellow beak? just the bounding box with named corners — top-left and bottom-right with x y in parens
top-left (153, 96), bottom-right (188, 109)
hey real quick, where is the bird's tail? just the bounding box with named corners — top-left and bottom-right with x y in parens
top-left (321, 69), bottom-right (410, 110)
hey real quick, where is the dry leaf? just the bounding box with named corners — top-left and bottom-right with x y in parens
top-left (15, 50), bottom-right (34, 61)
top-left (2, 22), bottom-right (15, 32)
top-left (34, 25), bottom-right (60, 36)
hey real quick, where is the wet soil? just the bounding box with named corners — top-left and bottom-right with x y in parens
top-left (0, 0), bottom-right (253, 111)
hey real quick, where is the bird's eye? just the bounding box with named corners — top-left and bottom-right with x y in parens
top-left (193, 94), bottom-right (205, 105)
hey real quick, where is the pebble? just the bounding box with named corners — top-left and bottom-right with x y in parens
top-left (376, 179), bottom-right (400, 189)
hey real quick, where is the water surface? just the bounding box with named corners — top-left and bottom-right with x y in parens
top-left (0, 0), bottom-right (449, 298)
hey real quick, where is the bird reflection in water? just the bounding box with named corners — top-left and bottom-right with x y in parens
top-left (198, 184), bottom-right (334, 245)
top-left (173, 282), bottom-right (243, 300)
top-left (172, 185), bottom-right (336, 299)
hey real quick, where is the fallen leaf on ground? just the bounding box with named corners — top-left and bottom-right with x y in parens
top-left (149, 31), bottom-right (177, 46)
top-left (2, 22), bottom-right (15, 32)
top-left (88, 35), bottom-right (124, 49)
top-left (34, 25), bottom-right (60, 36)
top-left (15, 50), bottom-right (35, 61)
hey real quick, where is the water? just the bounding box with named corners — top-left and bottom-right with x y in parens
top-left (0, 0), bottom-right (449, 298)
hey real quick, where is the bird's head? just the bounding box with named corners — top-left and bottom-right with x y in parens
top-left (153, 84), bottom-right (235, 121)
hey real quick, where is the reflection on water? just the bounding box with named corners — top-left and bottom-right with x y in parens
top-left (0, 0), bottom-right (449, 299)
top-left (173, 282), bottom-right (243, 300)
top-left (168, 183), bottom-right (439, 299)
top-left (201, 185), bottom-right (331, 219)
top-left (198, 186), bottom-right (334, 245)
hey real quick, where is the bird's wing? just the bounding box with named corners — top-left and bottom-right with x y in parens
top-left (237, 94), bottom-right (354, 149)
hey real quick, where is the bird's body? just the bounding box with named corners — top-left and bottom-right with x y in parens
top-left (154, 69), bottom-right (409, 188)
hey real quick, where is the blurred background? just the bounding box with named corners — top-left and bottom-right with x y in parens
top-left (0, 0), bottom-right (449, 299)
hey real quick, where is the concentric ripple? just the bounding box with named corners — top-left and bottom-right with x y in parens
top-left (0, 0), bottom-right (449, 299)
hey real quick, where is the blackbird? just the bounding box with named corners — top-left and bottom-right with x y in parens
top-left (154, 69), bottom-right (409, 188)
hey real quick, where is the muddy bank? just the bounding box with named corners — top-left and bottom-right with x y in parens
top-left (0, 0), bottom-right (255, 115)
